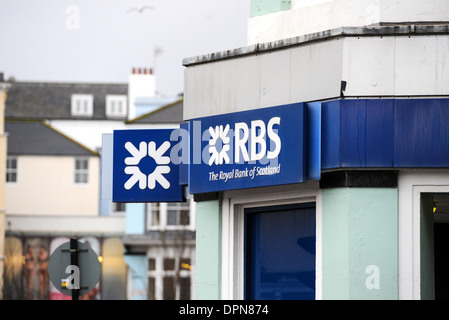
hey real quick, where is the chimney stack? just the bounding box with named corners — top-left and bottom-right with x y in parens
top-left (128, 67), bottom-right (157, 119)
top-left (131, 67), bottom-right (154, 75)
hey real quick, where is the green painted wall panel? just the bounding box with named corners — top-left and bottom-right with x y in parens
top-left (322, 188), bottom-right (350, 298)
top-left (195, 200), bottom-right (221, 299)
top-left (251, 0), bottom-right (291, 17)
top-left (322, 188), bottom-right (398, 299)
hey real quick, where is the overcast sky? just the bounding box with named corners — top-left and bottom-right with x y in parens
top-left (0, 0), bottom-right (251, 96)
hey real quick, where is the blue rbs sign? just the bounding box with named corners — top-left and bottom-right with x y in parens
top-left (188, 102), bottom-right (306, 193)
top-left (113, 129), bottom-right (184, 202)
top-left (111, 103), bottom-right (306, 202)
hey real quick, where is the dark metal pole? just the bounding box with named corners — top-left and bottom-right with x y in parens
top-left (70, 238), bottom-right (79, 301)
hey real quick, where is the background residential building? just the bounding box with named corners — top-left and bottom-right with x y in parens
top-left (3, 80), bottom-right (128, 299)
top-left (0, 74), bottom-right (10, 300)
top-left (2, 69), bottom-right (193, 300)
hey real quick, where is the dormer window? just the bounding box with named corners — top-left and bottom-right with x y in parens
top-left (71, 94), bottom-right (93, 116)
top-left (106, 95), bottom-right (127, 117)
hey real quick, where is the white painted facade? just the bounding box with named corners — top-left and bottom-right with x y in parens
top-left (184, 31), bottom-right (449, 120)
top-left (248, 0), bottom-right (449, 45)
top-left (184, 0), bottom-right (449, 119)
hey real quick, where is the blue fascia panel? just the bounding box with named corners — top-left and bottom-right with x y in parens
top-left (321, 98), bottom-right (449, 170)
top-left (306, 102), bottom-right (321, 180)
top-left (340, 99), bottom-right (367, 167)
top-left (321, 100), bottom-right (341, 169)
top-left (177, 98), bottom-right (449, 193)
top-left (365, 99), bottom-right (394, 167)
top-left (394, 98), bottom-right (449, 167)
top-left (339, 99), bottom-right (394, 168)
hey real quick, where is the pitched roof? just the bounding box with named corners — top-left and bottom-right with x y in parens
top-left (5, 81), bottom-right (128, 120)
top-left (6, 120), bottom-right (99, 156)
top-left (126, 98), bottom-right (184, 124)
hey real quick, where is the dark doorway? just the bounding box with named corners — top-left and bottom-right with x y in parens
top-left (434, 223), bottom-right (449, 299)
top-left (429, 193), bottom-right (449, 300)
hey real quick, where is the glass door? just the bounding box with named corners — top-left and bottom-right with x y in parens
top-left (245, 203), bottom-right (316, 300)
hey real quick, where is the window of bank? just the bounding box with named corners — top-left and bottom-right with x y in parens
top-left (244, 202), bottom-right (316, 300)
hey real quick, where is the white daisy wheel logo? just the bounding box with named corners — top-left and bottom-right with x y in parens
top-left (123, 141), bottom-right (171, 190)
top-left (208, 124), bottom-right (230, 166)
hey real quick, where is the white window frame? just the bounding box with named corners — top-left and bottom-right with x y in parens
top-left (398, 170), bottom-right (449, 300)
top-left (112, 202), bottom-right (126, 215)
top-left (166, 201), bottom-right (191, 228)
top-left (146, 203), bottom-right (161, 229)
top-left (147, 255), bottom-right (194, 300)
top-left (146, 199), bottom-right (195, 231)
top-left (6, 156), bottom-right (18, 184)
top-left (71, 94), bottom-right (94, 116)
top-left (74, 157), bottom-right (89, 184)
top-left (106, 95), bottom-right (127, 117)
top-left (147, 257), bottom-right (157, 300)
top-left (220, 182), bottom-right (322, 300)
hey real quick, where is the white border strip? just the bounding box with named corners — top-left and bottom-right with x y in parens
top-left (221, 182), bottom-right (321, 299)
top-left (398, 170), bottom-right (449, 300)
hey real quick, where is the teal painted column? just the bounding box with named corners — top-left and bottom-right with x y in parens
top-left (195, 200), bottom-right (221, 299)
top-left (251, 0), bottom-right (291, 17)
top-left (322, 188), bottom-right (398, 299)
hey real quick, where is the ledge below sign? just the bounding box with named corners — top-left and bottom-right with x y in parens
top-left (188, 102), bottom-right (306, 194)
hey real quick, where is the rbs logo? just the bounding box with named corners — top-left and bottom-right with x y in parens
top-left (189, 102), bottom-right (306, 194)
top-left (207, 117), bottom-right (281, 166)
